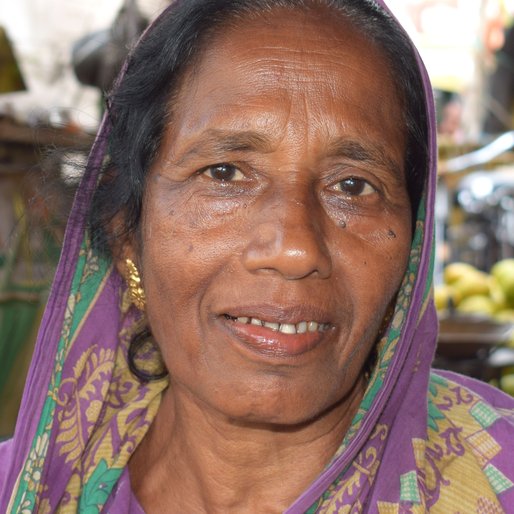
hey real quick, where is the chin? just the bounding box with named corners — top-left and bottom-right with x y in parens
top-left (206, 375), bottom-right (358, 429)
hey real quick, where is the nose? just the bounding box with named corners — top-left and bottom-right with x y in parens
top-left (242, 191), bottom-right (332, 280)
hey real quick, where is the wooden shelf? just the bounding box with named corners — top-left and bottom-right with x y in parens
top-left (0, 118), bottom-right (94, 148)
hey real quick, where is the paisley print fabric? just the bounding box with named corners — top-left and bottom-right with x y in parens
top-left (1, 1), bottom-right (514, 512)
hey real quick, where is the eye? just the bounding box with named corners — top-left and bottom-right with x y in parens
top-left (201, 163), bottom-right (244, 182)
top-left (336, 177), bottom-right (375, 196)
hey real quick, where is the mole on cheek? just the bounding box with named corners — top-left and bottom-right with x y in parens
top-left (387, 229), bottom-right (397, 238)
top-left (188, 244), bottom-right (194, 253)
top-left (339, 220), bottom-right (347, 228)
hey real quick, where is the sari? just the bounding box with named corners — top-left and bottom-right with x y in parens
top-left (2, 1), bottom-right (514, 512)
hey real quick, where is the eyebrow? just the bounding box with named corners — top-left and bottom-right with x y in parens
top-left (173, 129), bottom-right (274, 166)
top-left (172, 129), bottom-right (404, 179)
top-left (326, 138), bottom-right (404, 180)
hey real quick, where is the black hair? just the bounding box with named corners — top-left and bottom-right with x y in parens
top-left (89, 0), bottom-right (429, 381)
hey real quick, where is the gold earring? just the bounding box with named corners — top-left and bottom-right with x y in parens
top-left (125, 258), bottom-right (146, 311)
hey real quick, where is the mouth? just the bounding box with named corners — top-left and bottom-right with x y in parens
top-left (223, 314), bottom-right (331, 335)
top-left (219, 311), bottom-right (334, 358)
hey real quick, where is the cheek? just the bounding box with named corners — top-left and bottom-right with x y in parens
top-left (332, 219), bottom-right (411, 374)
top-left (366, 223), bottom-right (411, 282)
top-left (139, 190), bottom-right (246, 342)
top-left (337, 210), bottom-right (412, 314)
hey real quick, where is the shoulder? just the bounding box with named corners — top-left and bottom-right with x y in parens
top-left (429, 369), bottom-right (514, 430)
top-left (431, 369), bottom-right (514, 415)
top-left (426, 370), bottom-right (514, 510)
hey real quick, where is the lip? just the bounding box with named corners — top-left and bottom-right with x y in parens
top-left (216, 303), bottom-right (334, 358)
top-left (218, 303), bottom-right (333, 326)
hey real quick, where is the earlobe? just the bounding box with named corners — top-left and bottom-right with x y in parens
top-left (112, 236), bottom-right (140, 279)
top-left (107, 212), bottom-right (140, 280)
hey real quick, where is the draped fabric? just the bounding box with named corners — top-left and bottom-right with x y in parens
top-left (1, 1), bottom-right (514, 512)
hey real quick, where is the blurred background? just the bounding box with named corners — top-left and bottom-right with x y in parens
top-left (1, 0), bottom-right (514, 438)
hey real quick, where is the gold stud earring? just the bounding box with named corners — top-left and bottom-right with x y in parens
top-left (125, 258), bottom-right (146, 311)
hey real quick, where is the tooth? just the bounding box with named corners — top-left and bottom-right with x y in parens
top-left (251, 318), bottom-right (263, 326)
top-left (279, 323), bottom-right (296, 334)
top-left (237, 317), bottom-right (249, 324)
top-left (308, 321), bottom-right (319, 332)
top-left (297, 321), bottom-right (307, 334)
top-left (264, 321), bottom-right (279, 331)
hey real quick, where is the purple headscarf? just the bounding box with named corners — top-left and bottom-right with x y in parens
top-left (2, 1), bottom-right (514, 512)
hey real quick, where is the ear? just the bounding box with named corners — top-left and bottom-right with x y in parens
top-left (108, 211), bottom-right (140, 280)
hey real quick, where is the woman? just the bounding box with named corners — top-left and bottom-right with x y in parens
top-left (2, 0), bottom-right (514, 512)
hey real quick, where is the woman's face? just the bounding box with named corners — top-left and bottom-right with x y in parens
top-left (135, 8), bottom-right (412, 425)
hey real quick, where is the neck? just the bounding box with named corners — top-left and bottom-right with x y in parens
top-left (129, 377), bottom-right (365, 514)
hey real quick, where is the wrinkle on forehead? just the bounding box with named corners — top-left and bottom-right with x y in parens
top-left (160, 4), bottom-right (406, 176)
top-left (176, 7), bottom-right (400, 109)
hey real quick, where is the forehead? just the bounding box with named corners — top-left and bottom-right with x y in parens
top-left (221, 5), bottom-right (380, 60)
top-left (191, 6), bottom-right (397, 89)
top-left (182, 7), bottom-right (400, 108)
top-left (166, 6), bottom-right (405, 162)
